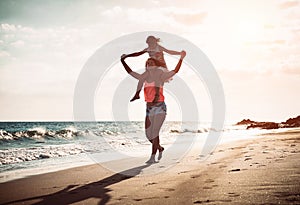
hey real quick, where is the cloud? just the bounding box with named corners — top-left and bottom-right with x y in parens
top-left (279, 1), bottom-right (299, 9)
top-left (101, 6), bottom-right (123, 17)
top-left (0, 22), bottom-right (97, 98)
top-left (245, 40), bottom-right (286, 46)
top-left (0, 23), bottom-right (93, 56)
top-left (0, 50), bottom-right (10, 57)
top-left (101, 6), bottom-right (169, 26)
top-left (169, 11), bottom-right (207, 25)
top-left (100, 6), bottom-right (206, 29)
top-left (0, 23), bottom-right (17, 32)
top-left (10, 40), bottom-right (24, 47)
top-left (279, 55), bottom-right (300, 75)
top-left (283, 67), bottom-right (300, 75)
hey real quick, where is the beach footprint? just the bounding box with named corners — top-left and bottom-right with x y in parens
top-left (204, 179), bottom-right (215, 183)
top-left (219, 164), bottom-right (227, 168)
top-left (227, 192), bottom-right (240, 197)
top-left (145, 182), bottom-right (157, 186)
top-left (191, 174), bottom-right (201, 179)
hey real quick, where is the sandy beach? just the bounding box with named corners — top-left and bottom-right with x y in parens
top-left (0, 129), bottom-right (299, 205)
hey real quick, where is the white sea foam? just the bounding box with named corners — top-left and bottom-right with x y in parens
top-left (0, 144), bottom-right (85, 165)
top-left (0, 130), bottom-right (14, 140)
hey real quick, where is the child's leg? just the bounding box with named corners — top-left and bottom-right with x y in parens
top-left (130, 71), bottom-right (148, 102)
top-left (130, 79), bottom-right (143, 102)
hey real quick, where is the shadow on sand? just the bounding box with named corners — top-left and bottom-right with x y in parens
top-left (4, 164), bottom-right (150, 205)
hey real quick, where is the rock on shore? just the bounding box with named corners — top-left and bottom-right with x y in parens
top-left (236, 115), bottom-right (300, 129)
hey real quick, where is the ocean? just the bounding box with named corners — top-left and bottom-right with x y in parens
top-left (0, 121), bottom-right (286, 182)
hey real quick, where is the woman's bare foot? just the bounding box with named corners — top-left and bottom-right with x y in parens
top-left (145, 155), bottom-right (157, 164)
top-left (158, 147), bottom-right (164, 160)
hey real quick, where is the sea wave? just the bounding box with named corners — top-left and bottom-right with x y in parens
top-left (0, 126), bottom-right (121, 142)
top-left (0, 144), bottom-right (85, 165)
top-left (169, 127), bottom-right (211, 133)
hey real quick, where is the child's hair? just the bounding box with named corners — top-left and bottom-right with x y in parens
top-left (146, 36), bottom-right (160, 44)
top-left (145, 57), bottom-right (161, 67)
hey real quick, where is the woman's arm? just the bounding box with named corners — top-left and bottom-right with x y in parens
top-left (120, 55), bottom-right (142, 80)
top-left (160, 46), bottom-right (181, 55)
top-left (161, 50), bottom-right (186, 81)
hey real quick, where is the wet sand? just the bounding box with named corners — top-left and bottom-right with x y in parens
top-left (0, 130), bottom-right (299, 204)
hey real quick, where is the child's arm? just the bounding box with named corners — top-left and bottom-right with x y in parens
top-left (121, 55), bottom-right (142, 80)
top-left (161, 51), bottom-right (186, 81)
top-left (124, 49), bottom-right (147, 58)
top-left (160, 45), bottom-right (181, 56)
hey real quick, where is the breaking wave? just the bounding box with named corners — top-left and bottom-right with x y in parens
top-left (0, 126), bottom-right (122, 142)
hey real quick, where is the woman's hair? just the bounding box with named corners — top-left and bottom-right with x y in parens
top-left (145, 57), bottom-right (161, 67)
top-left (146, 36), bottom-right (160, 44)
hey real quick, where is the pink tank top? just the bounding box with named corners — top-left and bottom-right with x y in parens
top-left (144, 81), bottom-right (164, 102)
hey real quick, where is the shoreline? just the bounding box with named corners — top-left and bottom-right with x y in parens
top-left (0, 129), bottom-right (299, 204)
top-left (0, 128), bottom-right (296, 182)
top-left (0, 126), bottom-right (276, 183)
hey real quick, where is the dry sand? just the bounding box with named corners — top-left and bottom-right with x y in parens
top-left (0, 130), bottom-right (299, 204)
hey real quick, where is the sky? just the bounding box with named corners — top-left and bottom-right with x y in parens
top-left (0, 0), bottom-right (299, 123)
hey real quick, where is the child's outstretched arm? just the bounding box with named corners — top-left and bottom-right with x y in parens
top-left (124, 50), bottom-right (147, 58)
top-left (160, 46), bottom-right (181, 55)
top-left (121, 54), bottom-right (142, 80)
top-left (161, 51), bottom-right (186, 81)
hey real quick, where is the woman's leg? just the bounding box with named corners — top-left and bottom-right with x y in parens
top-left (145, 116), bottom-right (156, 163)
top-left (145, 113), bottom-right (166, 163)
top-left (145, 116), bottom-right (152, 140)
top-left (150, 113), bottom-right (166, 155)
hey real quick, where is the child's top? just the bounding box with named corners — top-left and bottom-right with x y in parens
top-left (144, 45), bottom-right (167, 68)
